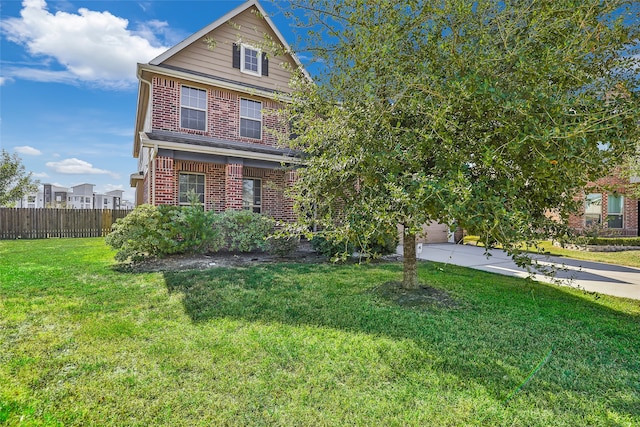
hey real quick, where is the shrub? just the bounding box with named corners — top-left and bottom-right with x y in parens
top-left (214, 210), bottom-right (274, 252)
top-left (265, 236), bottom-right (300, 257)
top-left (310, 227), bottom-right (398, 260)
top-left (587, 237), bottom-right (640, 246)
top-left (357, 228), bottom-right (399, 256)
top-left (107, 206), bottom-right (277, 262)
top-left (310, 234), bottom-right (354, 260)
top-left (105, 204), bottom-right (165, 262)
top-left (158, 204), bottom-right (224, 254)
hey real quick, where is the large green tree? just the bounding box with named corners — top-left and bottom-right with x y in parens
top-left (282, 0), bottom-right (640, 289)
top-left (0, 150), bottom-right (39, 207)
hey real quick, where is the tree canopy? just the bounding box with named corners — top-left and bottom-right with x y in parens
top-left (0, 149), bottom-right (39, 207)
top-left (281, 0), bottom-right (640, 288)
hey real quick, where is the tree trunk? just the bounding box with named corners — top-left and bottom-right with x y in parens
top-left (402, 230), bottom-right (419, 289)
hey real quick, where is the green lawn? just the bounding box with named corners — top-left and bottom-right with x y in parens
top-left (534, 241), bottom-right (640, 269)
top-left (464, 236), bottom-right (640, 269)
top-left (1, 238), bottom-right (638, 426)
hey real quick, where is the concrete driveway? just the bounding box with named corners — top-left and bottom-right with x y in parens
top-left (397, 243), bottom-right (640, 300)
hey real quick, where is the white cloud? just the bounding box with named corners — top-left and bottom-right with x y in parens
top-left (14, 145), bottom-right (42, 155)
top-left (1, 0), bottom-right (169, 88)
top-left (32, 172), bottom-right (49, 178)
top-left (46, 158), bottom-right (120, 179)
top-left (103, 183), bottom-right (124, 192)
top-left (2, 67), bottom-right (78, 85)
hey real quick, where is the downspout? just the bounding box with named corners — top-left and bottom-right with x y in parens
top-left (151, 144), bottom-right (158, 206)
top-left (137, 68), bottom-right (154, 205)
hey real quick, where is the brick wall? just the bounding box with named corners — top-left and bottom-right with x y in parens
top-left (149, 159), bottom-right (296, 222)
top-left (151, 77), bottom-right (287, 148)
top-left (225, 163), bottom-right (244, 210)
top-left (175, 160), bottom-right (226, 211)
top-left (154, 156), bottom-right (177, 205)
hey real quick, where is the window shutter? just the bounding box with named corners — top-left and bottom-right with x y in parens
top-left (261, 52), bottom-right (269, 76)
top-left (232, 43), bottom-right (240, 69)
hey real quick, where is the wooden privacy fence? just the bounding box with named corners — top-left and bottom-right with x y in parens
top-left (0, 208), bottom-right (130, 239)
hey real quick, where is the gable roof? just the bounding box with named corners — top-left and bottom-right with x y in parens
top-left (148, 0), bottom-right (309, 79)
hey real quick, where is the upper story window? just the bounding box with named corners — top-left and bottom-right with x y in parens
top-left (241, 45), bottom-right (261, 76)
top-left (233, 43), bottom-right (269, 77)
top-left (181, 86), bottom-right (207, 131)
top-left (240, 99), bottom-right (262, 140)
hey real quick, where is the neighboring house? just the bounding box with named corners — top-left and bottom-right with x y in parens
top-left (130, 0), bottom-right (306, 224)
top-left (569, 173), bottom-right (639, 237)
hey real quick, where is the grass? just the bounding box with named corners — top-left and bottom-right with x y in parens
top-left (533, 241), bottom-right (640, 269)
top-left (463, 235), bottom-right (640, 269)
top-left (1, 238), bottom-right (639, 426)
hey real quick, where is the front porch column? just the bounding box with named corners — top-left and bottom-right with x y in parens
top-left (225, 162), bottom-right (244, 210)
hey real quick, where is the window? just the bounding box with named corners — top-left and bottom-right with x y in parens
top-left (181, 86), bottom-right (207, 131)
top-left (233, 43), bottom-right (268, 76)
top-left (240, 99), bottom-right (262, 139)
top-left (243, 178), bottom-right (261, 213)
top-left (241, 44), bottom-right (261, 76)
top-left (607, 194), bottom-right (624, 228)
top-left (179, 173), bottom-right (205, 205)
top-left (584, 193), bottom-right (602, 226)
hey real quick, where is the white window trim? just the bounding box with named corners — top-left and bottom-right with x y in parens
top-left (178, 172), bottom-right (206, 206)
top-left (180, 85), bottom-right (207, 132)
top-left (242, 177), bottom-right (262, 213)
top-left (239, 98), bottom-right (263, 140)
top-left (240, 44), bottom-right (262, 77)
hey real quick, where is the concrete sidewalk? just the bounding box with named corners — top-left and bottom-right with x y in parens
top-left (397, 243), bottom-right (640, 300)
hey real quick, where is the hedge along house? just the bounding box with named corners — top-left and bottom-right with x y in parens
top-left (130, 0), bottom-right (307, 223)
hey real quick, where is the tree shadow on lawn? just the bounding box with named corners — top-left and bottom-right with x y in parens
top-left (162, 261), bottom-right (639, 417)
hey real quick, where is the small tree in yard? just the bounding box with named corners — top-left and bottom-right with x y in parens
top-left (282, 0), bottom-right (640, 289)
top-left (0, 149), bottom-right (39, 207)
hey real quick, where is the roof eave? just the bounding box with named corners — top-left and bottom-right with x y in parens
top-left (140, 132), bottom-right (303, 165)
top-left (138, 63), bottom-right (292, 102)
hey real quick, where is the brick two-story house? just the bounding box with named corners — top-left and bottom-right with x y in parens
top-left (130, 0), bottom-right (306, 223)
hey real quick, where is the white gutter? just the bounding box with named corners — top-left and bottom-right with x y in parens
top-left (134, 68), bottom-right (154, 159)
top-left (139, 132), bottom-right (303, 165)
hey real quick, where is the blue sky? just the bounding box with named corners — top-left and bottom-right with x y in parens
top-left (0, 0), bottom-right (299, 202)
top-left (1, 1), bottom-right (638, 204)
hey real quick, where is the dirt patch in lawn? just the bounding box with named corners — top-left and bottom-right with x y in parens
top-left (116, 241), bottom-right (329, 273)
top-left (373, 281), bottom-right (462, 310)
